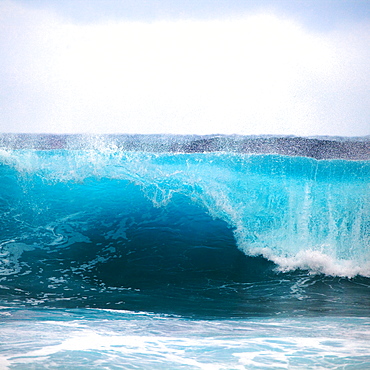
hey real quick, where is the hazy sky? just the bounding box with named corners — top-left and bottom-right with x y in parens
top-left (0, 0), bottom-right (369, 136)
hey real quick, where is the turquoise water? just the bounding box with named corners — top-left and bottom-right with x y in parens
top-left (0, 135), bottom-right (369, 368)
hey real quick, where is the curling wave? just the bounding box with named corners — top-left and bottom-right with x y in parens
top-left (0, 134), bottom-right (369, 316)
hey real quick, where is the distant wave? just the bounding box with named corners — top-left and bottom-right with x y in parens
top-left (1, 133), bottom-right (370, 160)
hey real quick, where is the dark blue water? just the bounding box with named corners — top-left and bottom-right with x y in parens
top-left (0, 134), bottom-right (369, 368)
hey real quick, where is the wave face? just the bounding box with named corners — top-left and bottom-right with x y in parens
top-left (0, 135), bottom-right (369, 317)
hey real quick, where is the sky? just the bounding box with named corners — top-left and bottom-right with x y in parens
top-left (0, 0), bottom-right (369, 136)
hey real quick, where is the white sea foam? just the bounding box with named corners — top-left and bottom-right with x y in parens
top-left (253, 247), bottom-right (370, 278)
top-left (2, 312), bottom-right (370, 369)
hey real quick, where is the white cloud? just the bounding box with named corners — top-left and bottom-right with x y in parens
top-left (0, 1), bottom-right (369, 136)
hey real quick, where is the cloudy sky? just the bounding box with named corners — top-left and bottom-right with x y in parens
top-left (0, 0), bottom-right (369, 136)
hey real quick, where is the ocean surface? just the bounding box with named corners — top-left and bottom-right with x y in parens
top-left (0, 134), bottom-right (369, 369)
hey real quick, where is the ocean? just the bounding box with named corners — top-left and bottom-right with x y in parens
top-left (0, 134), bottom-right (369, 369)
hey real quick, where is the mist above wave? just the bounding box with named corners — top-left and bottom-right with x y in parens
top-left (0, 133), bottom-right (369, 160)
